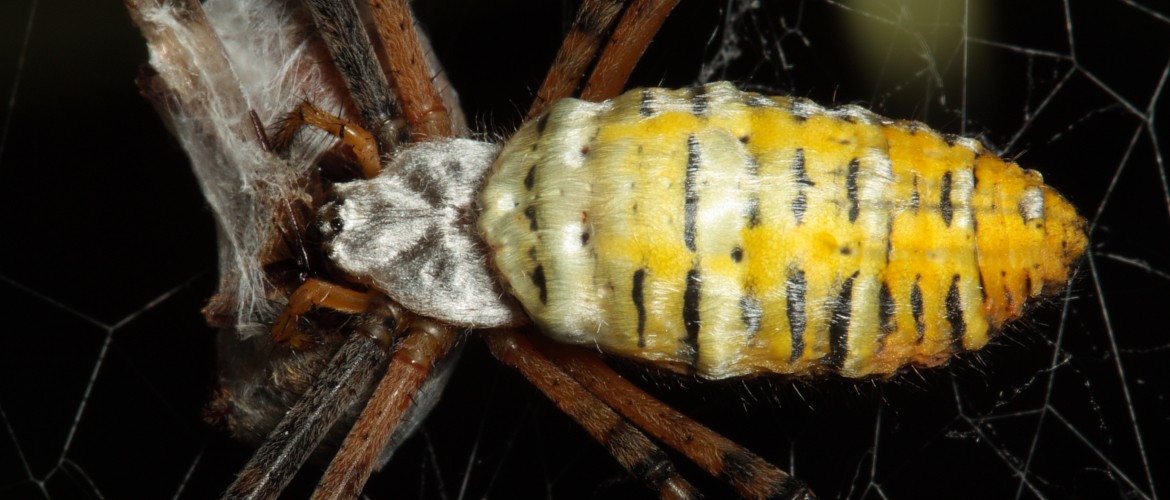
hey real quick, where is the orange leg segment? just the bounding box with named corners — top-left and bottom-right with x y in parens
top-left (272, 279), bottom-right (381, 350)
top-left (272, 101), bottom-right (382, 179)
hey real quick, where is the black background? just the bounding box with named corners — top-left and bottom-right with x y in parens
top-left (1, 1), bottom-right (1167, 499)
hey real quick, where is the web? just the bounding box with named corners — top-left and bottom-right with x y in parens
top-left (0, 0), bottom-right (1166, 498)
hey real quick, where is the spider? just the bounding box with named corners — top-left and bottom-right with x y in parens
top-left (126, 0), bottom-right (1086, 498)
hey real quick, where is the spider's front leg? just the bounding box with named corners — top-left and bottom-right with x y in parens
top-left (271, 102), bottom-right (383, 179)
top-left (271, 278), bottom-right (381, 350)
top-left (266, 101), bottom-right (386, 351)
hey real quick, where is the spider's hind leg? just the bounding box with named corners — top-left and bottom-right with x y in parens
top-left (538, 338), bottom-right (817, 499)
top-left (486, 329), bottom-right (701, 500)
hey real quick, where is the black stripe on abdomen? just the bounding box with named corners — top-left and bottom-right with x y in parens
top-left (792, 149), bottom-right (812, 225)
top-left (785, 267), bottom-right (808, 362)
top-left (911, 275), bottom-right (925, 342)
top-left (826, 272), bottom-right (859, 370)
top-left (940, 171), bottom-right (954, 226)
top-left (945, 274), bottom-right (967, 351)
top-left (640, 89), bottom-right (655, 117)
top-left (684, 135), bottom-right (701, 252)
top-left (879, 281), bottom-right (897, 335)
top-left (740, 294), bottom-right (762, 338)
top-left (532, 265), bottom-right (547, 304)
top-left (633, 269), bottom-right (648, 348)
top-left (846, 159), bottom-right (860, 223)
top-left (683, 268), bottom-right (702, 367)
top-left (690, 85), bottom-right (709, 117)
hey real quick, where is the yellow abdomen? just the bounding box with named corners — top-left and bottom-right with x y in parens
top-left (478, 82), bottom-right (1087, 379)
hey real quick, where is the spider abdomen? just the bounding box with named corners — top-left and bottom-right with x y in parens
top-left (479, 82), bottom-right (1087, 379)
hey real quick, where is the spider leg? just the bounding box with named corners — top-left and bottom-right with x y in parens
top-left (581, 0), bottom-right (680, 102)
top-left (528, 0), bottom-right (628, 119)
top-left (536, 338), bottom-right (817, 500)
top-left (303, 0), bottom-right (401, 147)
top-left (485, 329), bottom-right (701, 500)
top-left (225, 307), bottom-right (405, 500)
top-left (366, 0), bottom-right (453, 140)
top-left (271, 278), bottom-right (381, 350)
top-left (529, 0), bottom-right (679, 116)
top-left (271, 101), bottom-right (382, 179)
top-left (312, 319), bottom-right (460, 498)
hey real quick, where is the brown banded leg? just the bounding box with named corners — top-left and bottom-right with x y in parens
top-left (312, 319), bottom-right (459, 499)
top-left (580, 0), bottom-right (680, 102)
top-left (484, 329), bottom-right (700, 500)
top-left (528, 0), bottom-right (629, 119)
top-left (536, 338), bottom-right (816, 500)
top-left (529, 0), bottom-right (679, 115)
top-left (271, 101), bottom-right (382, 179)
top-left (272, 278), bottom-right (381, 350)
top-left (366, 0), bottom-right (453, 140)
top-left (224, 305), bottom-right (406, 500)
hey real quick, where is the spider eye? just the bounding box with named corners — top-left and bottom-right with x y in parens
top-left (317, 202), bottom-right (343, 238)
